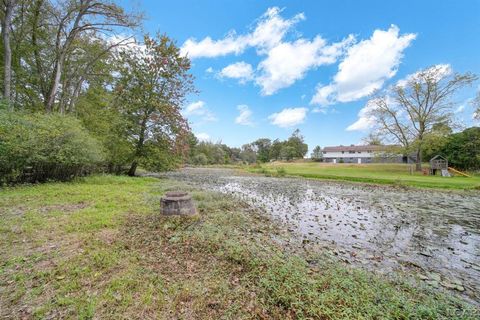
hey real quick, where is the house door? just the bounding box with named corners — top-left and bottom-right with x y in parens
top-left (357, 158), bottom-right (361, 164)
top-left (333, 159), bottom-right (337, 164)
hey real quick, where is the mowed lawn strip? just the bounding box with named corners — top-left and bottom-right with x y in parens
top-left (0, 175), bottom-right (478, 319)
top-left (249, 162), bottom-right (480, 190)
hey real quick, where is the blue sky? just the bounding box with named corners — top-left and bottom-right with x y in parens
top-left (121, 0), bottom-right (480, 150)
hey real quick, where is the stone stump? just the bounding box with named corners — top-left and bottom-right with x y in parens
top-left (160, 191), bottom-right (197, 216)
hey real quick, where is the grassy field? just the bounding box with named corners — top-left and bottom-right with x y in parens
top-left (0, 175), bottom-right (478, 319)
top-left (249, 162), bottom-right (480, 190)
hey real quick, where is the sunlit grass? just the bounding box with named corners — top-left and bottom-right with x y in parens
top-left (250, 162), bottom-right (480, 190)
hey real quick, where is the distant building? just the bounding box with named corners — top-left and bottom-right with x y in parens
top-left (322, 145), bottom-right (405, 164)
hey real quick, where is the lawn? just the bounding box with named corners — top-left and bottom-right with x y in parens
top-left (0, 175), bottom-right (478, 319)
top-left (249, 162), bottom-right (480, 190)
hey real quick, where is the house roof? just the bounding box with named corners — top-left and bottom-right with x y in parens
top-left (322, 144), bottom-right (399, 152)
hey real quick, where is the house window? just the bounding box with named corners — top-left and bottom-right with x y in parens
top-left (323, 151), bottom-right (327, 154)
top-left (341, 151), bottom-right (344, 154)
top-left (357, 151), bottom-right (361, 154)
top-left (349, 151), bottom-right (355, 154)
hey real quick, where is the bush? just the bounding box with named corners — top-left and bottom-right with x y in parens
top-left (192, 153), bottom-right (208, 166)
top-left (441, 127), bottom-right (480, 171)
top-left (276, 167), bottom-right (286, 177)
top-left (0, 111), bottom-right (104, 185)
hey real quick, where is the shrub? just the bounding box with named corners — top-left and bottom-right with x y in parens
top-left (0, 111), bottom-right (104, 185)
top-left (192, 153), bottom-right (208, 166)
top-left (276, 167), bottom-right (286, 177)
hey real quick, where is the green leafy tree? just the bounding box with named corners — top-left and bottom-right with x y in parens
top-left (280, 145), bottom-right (296, 161)
top-left (114, 34), bottom-right (195, 176)
top-left (311, 145), bottom-right (323, 161)
top-left (269, 139), bottom-right (283, 160)
top-left (439, 127), bottom-right (480, 170)
top-left (287, 129), bottom-right (308, 158)
top-left (252, 138), bottom-right (272, 162)
top-left (240, 143), bottom-right (257, 164)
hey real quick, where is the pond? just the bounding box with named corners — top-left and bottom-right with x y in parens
top-left (160, 168), bottom-right (480, 304)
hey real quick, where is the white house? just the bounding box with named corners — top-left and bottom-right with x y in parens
top-left (322, 145), bottom-right (405, 164)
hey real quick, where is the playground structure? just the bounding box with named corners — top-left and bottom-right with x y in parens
top-left (428, 155), bottom-right (471, 177)
top-left (430, 155), bottom-right (450, 177)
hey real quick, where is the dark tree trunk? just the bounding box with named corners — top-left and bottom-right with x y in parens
top-left (128, 161), bottom-right (138, 176)
top-left (415, 148), bottom-right (422, 171)
top-left (2, 0), bottom-right (14, 106)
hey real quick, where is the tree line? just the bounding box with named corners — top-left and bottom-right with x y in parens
top-left (188, 129), bottom-right (309, 165)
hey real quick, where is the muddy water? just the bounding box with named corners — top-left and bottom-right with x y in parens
top-left (161, 168), bottom-right (480, 303)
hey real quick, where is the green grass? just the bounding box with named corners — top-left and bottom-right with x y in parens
top-left (0, 175), bottom-right (478, 319)
top-left (248, 162), bottom-right (480, 190)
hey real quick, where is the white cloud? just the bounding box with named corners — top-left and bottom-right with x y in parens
top-left (219, 62), bottom-right (254, 83)
top-left (181, 7), bottom-right (354, 95)
top-left (235, 105), bottom-right (254, 126)
top-left (180, 7), bottom-right (303, 59)
top-left (181, 32), bottom-right (249, 59)
top-left (346, 64), bottom-right (458, 132)
top-left (311, 25), bottom-right (416, 106)
top-left (312, 107), bottom-right (328, 114)
top-left (346, 101), bottom-right (378, 131)
top-left (184, 101), bottom-right (205, 115)
top-left (205, 67), bottom-right (214, 73)
top-left (183, 101), bottom-right (217, 122)
top-left (256, 35), bottom-right (354, 95)
top-left (248, 7), bottom-right (305, 53)
top-left (268, 107), bottom-right (308, 128)
top-left (195, 132), bottom-right (210, 141)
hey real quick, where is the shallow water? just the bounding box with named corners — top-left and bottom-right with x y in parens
top-left (161, 168), bottom-right (480, 303)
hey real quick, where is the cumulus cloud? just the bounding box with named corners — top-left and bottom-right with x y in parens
top-left (311, 25), bottom-right (416, 106)
top-left (181, 7), bottom-right (354, 95)
top-left (180, 7), bottom-right (303, 59)
top-left (346, 100), bottom-right (379, 131)
top-left (183, 101), bottom-right (217, 122)
top-left (219, 62), bottom-right (254, 83)
top-left (195, 132), bottom-right (210, 141)
top-left (235, 105), bottom-right (254, 126)
top-left (345, 64), bottom-right (451, 131)
top-left (256, 35), bottom-right (354, 95)
top-left (268, 107), bottom-right (308, 128)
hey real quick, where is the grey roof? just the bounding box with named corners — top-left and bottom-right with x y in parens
top-left (322, 144), bottom-right (399, 152)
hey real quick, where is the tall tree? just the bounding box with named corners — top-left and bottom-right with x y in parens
top-left (114, 34), bottom-right (195, 176)
top-left (1, 0), bottom-right (15, 105)
top-left (287, 129), bottom-right (308, 158)
top-left (55, 1), bottom-right (139, 111)
top-left (252, 138), bottom-right (271, 163)
top-left (311, 145), bottom-right (322, 161)
top-left (366, 65), bottom-right (476, 170)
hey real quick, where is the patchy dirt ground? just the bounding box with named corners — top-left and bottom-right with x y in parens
top-left (161, 168), bottom-right (480, 304)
